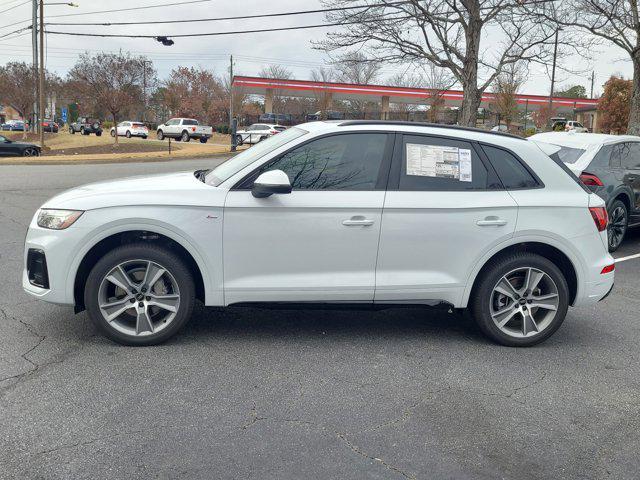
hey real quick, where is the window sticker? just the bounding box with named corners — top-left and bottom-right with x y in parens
top-left (406, 144), bottom-right (472, 182)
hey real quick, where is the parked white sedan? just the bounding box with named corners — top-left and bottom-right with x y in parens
top-left (110, 121), bottom-right (149, 139)
top-left (235, 123), bottom-right (286, 145)
top-left (24, 121), bottom-right (614, 347)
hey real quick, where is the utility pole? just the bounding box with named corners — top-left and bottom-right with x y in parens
top-left (39, 0), bottom-right (45, 148)
top-left (142, 60), bottom-right (148, 123)
top-left (590, 71), bottom-right (595, 98)
top-left (32, 0), bottom-right (38, 134)
top-left (547, 28), bottom-right (560, 121)
top-left (229, 54), bottom-right (234, 128)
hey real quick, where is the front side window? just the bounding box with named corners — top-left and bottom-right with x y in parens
top-left (249, 133), bottom-right (389, 190)
top-left (206, 127), bottom-right (308, 186)
top-left (398, 135), bottom-right (496, 191)
top-left (482, 145), bottom-right (539, 189)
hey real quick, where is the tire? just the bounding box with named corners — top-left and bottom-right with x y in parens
top-left (126, 130), bottom-right (131, 138)
top-left (142, 136), bottom-right (147, 140)
top-left (22, 147), bottom-right (38, 157)
top-left (80, 127), bottom-right (85, 135)
top-left (470, 252), bottom-right (569, 347)
top-left (84, 243), bottom-right (195, 346)
top-left (181, 131), bottom-right (190, 142)
top-left (607, 199), bottom-right (628, 252)
top-left (69, 127), bottom-right (75, 134)
top-left (235, 135), bottom-right (243, 146)
top-left (199, 137), bottom-right (208, 144)
top-left (110, 129), bottom-right (116, 137)
top-left (95, 131), bottom-right (102, 137)
top-left (157, 130), bottom-right (164, 141)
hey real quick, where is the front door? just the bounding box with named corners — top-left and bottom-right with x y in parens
top-left (223, 132), bottom-right (393, 305)
top-left (375, 134), bottom-right (518, 305)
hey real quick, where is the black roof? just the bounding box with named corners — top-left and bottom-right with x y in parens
top-left (337, 120), bottom-right (526, 141)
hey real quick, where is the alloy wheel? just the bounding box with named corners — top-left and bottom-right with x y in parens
top-left (608, 205), bottom-right (627, 250)
top-left (490, 267), bottom-right (560, 338)
top-left (97, 259), bottom-right (180, 337)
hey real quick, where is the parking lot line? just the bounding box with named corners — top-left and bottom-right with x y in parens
top-left (614, 252), bottom-right (640, 263)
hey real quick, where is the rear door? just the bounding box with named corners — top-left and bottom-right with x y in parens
top-left (375, 134), bottom-right (518, 306)
top-left (621, 142), bottom-right (640, 216)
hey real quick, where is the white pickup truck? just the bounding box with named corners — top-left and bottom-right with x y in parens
top-left (156, 118), bottom-right (213, 143)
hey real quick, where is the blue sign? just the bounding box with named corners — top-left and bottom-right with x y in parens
top-left (61, 107), bottom-right (68, 123)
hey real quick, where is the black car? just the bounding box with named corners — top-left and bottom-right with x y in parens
top-left (534, 134), bottom-right (640, 252)
top-left (0, 134), bottom-right (41, 157)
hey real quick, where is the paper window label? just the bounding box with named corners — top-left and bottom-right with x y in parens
top-left (406, 144), bottom-right (472, 182)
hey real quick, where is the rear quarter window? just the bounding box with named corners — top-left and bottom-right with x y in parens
top-left (481, 145), bottom-right (539, 189)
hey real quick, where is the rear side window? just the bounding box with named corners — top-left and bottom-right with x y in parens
top-left (398, 135), bottom-right (498, 191)
top-left (589, 145), bottom-right (613, 169)
top-left (621, 142), bottom-right (640, 169)
top-left (482, 145), bottom-right (539, 189)
top-left (183, 119), bottom-right (198, 126)
top-left (550, 145), bottom-right (586, 164)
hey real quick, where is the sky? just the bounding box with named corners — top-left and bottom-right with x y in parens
top-left (0, 0), bottom-right (633, 98)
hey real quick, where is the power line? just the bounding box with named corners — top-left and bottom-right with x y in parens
top-left (45, 0), bottom-right (219, 18)
top-left (0, 0), bottom-right (30, 15)
top-left (45, 2), bottom-right (411, 26)
top-left (44, 21), bottom-right (367, 39)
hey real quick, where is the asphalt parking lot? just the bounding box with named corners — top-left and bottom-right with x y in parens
top-left (1, 159), bottom-right (639, 480)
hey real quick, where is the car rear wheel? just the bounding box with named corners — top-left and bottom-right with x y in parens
top-left (157, 130), bottom-right (164, 140)
top-left (181, 131), bottom-right (190, 142)
top-left (95, 131), bottom-right (102, 137)
top-left (235, 134), bottom-right (243, 146)
top-left (607, 199), bottom-right (628, 252)
top-left (84, 244), bottom-right (195, 346)
top-left (110, 129), bottom-right (116, 137)
top-left (471, 253), bottom-right (569, 347)
top-left (80, 127), bottom-right (86, 135)
top-left (199, 137), bottom-right (208, 143)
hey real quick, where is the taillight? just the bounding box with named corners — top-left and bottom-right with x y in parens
top-left (191, 127), bottom-right (196, 132)
top-left (589, 206), bottom-right (608, 232)
top-left (580, 172), bottom-right (603, 186)
top-left (601, 264), bottom-right (615, 274)
top-left (270, 130), bottom-right (278, 134)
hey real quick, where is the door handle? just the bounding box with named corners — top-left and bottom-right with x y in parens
top-left (343, 216), bottom-right (374, 227)
top-left (476, 217), bottom-right (508, 227)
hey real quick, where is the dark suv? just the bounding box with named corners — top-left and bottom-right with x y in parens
top-left (531, 132), bottom-right (640, 252)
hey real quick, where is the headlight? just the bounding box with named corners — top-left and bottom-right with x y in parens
top-left (37, 209), bottom-right (84, 230)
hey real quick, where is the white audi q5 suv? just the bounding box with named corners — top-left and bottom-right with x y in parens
top-left (23, 121), bottom-right (615, 346)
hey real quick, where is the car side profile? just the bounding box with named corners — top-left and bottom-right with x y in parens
top-left (23, 121), bottom-right (614, 347)
top-left (156, 118), bottom-right (212, 143)
top-left (0, 134), bottom-right (41, 157)
top-left (530, 131), bottom-right (640, 251)
top-left (235, 123), bottom-right (286, 145)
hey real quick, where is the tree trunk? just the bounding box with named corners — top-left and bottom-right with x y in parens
top-left (459, 8), bottom-right (482, 127)
top-left (628, 53), bottom-right (640, 135)
top-left (112, 113), bottom-right (118, 145)
top-left (460, 84), bottom-right (482, 127)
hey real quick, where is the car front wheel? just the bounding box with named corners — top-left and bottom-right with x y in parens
top-left (607, 199), bottom-right (628, 252)
top-left (471, 253), bottom-right (569, 347)
top-left (157, 130), bottom-right (164, 140)
top-left (84, 244), bottom-right (195, 346)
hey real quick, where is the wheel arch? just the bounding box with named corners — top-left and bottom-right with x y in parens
top-left (72, 229), bottom-right (207, 313)
top-left (463, 240), bottom-right (580, 308)
top-left (609, 190), bottom-right (632, 214)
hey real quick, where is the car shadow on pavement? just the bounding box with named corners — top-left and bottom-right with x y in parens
top-left (176, 303), bottom-right (487, 346)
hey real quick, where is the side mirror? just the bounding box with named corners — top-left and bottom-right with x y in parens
top-left (252, 170), bottom-right (292, 198)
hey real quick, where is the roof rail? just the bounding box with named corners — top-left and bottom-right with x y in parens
top-left (337, 120), bottom-right (526, 141)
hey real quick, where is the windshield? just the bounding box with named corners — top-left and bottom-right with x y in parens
top-left (533, 141), bottom-right (586, 164)
top-left (205, 126), bottom-right (308, 186)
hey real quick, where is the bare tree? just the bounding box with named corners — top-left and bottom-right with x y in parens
top-left (68, 53), bottom-right (151, 145)
top-left (491, 63), bottom-right (525, 129)
top-left (258, 64), bottom-right (293, 114)
top-left (318, 0), bottom-right (558, 126)
top-left (531, 0), bottom-right (640, 134)
top-left (310, 67), bottom-right (337, 119)
top-left (331, 51), bottom-right (381, 117)
top-left (0, 62), bottom-right (36, 139)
